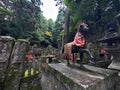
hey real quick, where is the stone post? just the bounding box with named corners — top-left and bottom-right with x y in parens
top-left (0, 36), bottom-right (15, 90)
top-left (116, 13), bottom-right (120, 34)
top-left (4, 39), bottom-right (30, 90)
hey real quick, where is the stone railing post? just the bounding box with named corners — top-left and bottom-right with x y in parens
top-left (0, 36), bottom-right (15, 90)
top-left (4, 39), bottom-right (30, 90)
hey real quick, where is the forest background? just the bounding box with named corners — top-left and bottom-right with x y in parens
top-left (0, 0), bottom-right (120, 48)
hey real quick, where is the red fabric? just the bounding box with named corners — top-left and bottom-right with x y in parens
top-left (100, 49), bottom-right (106, 54)
top-left (73, 32), bottom-right (86, 48)
top-left (26, 54), bottom-right (34, 60)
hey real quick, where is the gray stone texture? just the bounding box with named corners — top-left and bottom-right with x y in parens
top-left (107, 47), bottom-right (120, 70)
top-left (41, 63), bottom-right (119, 90)
top-left (0, 36), bottom-right (15, 90)
top-left (0, 36), bottom-right (15, 63)
top-left (4, 39), bottom-right (30, 90)
top-left (10, 39), bottom-right (29, 64)
top-left (0, 36), bottom-right (30, 90)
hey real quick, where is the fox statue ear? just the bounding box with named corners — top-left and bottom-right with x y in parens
top-left (78, 25), bottom-right (84, 32)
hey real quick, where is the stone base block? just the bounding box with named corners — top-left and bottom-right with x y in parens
top-left (41, 63), bottom-right (119, 90)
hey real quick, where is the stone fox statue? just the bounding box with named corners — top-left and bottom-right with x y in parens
top-left (62, 23), bottom-right (95, 66)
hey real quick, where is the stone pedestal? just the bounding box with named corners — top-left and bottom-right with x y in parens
top-left (97, 35), bottom-right (120, 70)
top-left (97, 35), bottom-right (120, 90)
top-left (41, 63), bottom-right (118, 90)
top-left (106, 47), bottom-right (120, 70)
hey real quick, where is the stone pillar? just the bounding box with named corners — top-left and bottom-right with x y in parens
top-left (0, 36), bottom-right (15, 63)
top-left (0, 36), bottom-right (15, 90)
top-left (116, 13), bottom-right (120, 34)
top-left (106, 47), bottom-right (120, 90)
top-left (11, 39), bottom-right (29, 64)
top-left (4, 39), bottom-right (30, 90)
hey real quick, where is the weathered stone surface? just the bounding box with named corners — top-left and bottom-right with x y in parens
top-left (0, 36), bottom-right (15, 63)
top-left (107, 47), bottom-right (120, 70)
top-left (0, 36), bottom-right (15, 89)
top-left (97, 35), bottom-right (120, 71)
top-left (0, 36), bottom-right (42, 90)
top-left (33, 48), bottom-right (42, 55)
top-left (115, 72), bottom-right (120, 90)
top-left (11, 39), bottom-right (29, 64)
top-left (4, 39), bottom-right (30, 90)
top-left (41, 63), bottom-right (118, 90)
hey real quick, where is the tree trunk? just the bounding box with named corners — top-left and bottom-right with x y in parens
top-left (64, 8), bottom-right (70, 45)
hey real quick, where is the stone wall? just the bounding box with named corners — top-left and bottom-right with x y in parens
top-left (41, 63), bottom-right (119, 90)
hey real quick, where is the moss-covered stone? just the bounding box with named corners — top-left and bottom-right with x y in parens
top-left (41, 63), bottom-right (119, 90)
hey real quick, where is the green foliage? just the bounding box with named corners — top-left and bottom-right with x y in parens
top-left (54, 0), bottom-right (120, 43)
top-left (64, 0), bottom-right (120, 41)
top-left (39, 15), bottom-right (55, 46)
top-left (0, 0), bottom-right (54, 46)
top-left (44, 31), bottom-right (52, 37)
top-left (0, 0), bottom-right (42, 39)
top-left (47, 19), bottom-right (55, 32)
top-left (0, 8), bottom-right (13, 16)
top-left (53, 10), bottom-right (65, 47)
top-left (1, 0), bottom-right (119, 47)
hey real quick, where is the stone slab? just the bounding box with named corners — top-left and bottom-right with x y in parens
top-left (46, 63), bottom-right (118, 90)
top-left (108, 60), bottom-right (120, 70)
top-left (105, 47), bottom-right (120, 70)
